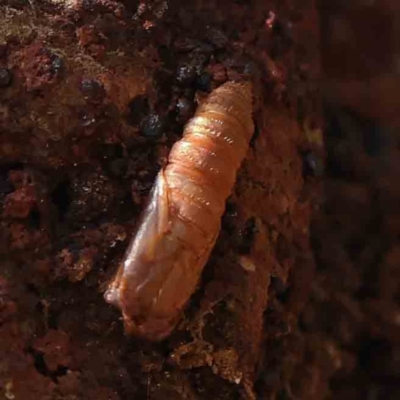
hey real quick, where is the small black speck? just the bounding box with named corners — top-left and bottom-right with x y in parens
top-left (29, 209), bottom-right (41, 229)
top-left (196, 72), bottom-right (212, 91)
top-left (0, 68), bottom-right (12, 88)
top-left (302, 151), bottom-right (324, 178)
top-left (158, 45), bottom-right (175, 68)
top-left (239, 217), bottom-right (257, 254)
top-left (29, 348), bottom-right (49, 377)
top-left (100, 143), bottom-right (124, 159)
top-left (250, 124), bottom-right (260, 148)
top-left (50, 54), bottom-right (64, 76)
top-left (140, 114), bottom-right (164, 139)
top-left (51, 180), bottom-right (71, 221)
top-left (109, 159), bottom-right (128, 178)
top-left (270, 276), bottom-right (289, 303)
top-left (270, 276), bottom-right (286, 295)
top-left (128, 95), bottom-right (149, 126)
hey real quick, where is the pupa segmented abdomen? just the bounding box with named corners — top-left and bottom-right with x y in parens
top-left (104, 81), bottom-right (254, 341)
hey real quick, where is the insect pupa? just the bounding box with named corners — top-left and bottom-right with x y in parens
top-left (104, 81), bottom-right (254, 341)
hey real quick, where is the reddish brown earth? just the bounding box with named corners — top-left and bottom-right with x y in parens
top-left (1, 0), bottom-right (398, 400)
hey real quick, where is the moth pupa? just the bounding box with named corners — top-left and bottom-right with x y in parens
top-left (105, 81), bottom-right (254, 341)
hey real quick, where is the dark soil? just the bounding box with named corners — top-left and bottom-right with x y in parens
top-left (1, 1), bottom-right (398, 400)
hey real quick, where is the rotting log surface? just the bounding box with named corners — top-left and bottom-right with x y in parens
top-left (0, 1), bottom-right (321, 399)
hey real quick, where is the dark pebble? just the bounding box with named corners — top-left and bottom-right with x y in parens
top-left (176, 97), bottom-right (194, 123)
top-left (176, 63), bottom-right (197, 85)
top-left (79, 78), bottom-right (106, 101)
top-left (190, 52), bottom-right (209, 75)
top-left (140, 114), bottom-right (164, 139)
top-left (0, 68), bottom-right (12, 88)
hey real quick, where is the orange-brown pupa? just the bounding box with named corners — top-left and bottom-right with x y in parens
top-left (104, 81), bottom-right (254, 341)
